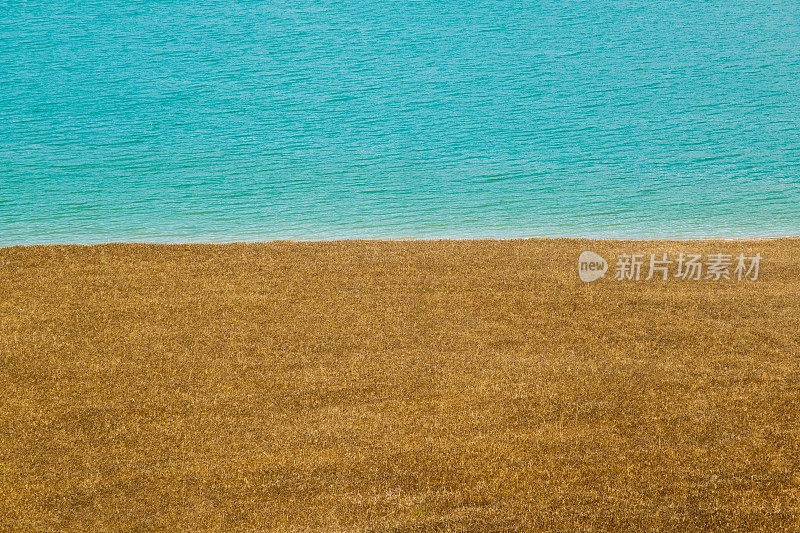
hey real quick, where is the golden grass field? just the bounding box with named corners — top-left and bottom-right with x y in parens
top-left (1, 239), bottom-right (798, 531)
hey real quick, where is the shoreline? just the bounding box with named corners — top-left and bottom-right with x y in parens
top-left (3, 234), bottom-right (800, 250)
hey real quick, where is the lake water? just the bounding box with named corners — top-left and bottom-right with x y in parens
top-left (1, 0), bottom-right (799, 244)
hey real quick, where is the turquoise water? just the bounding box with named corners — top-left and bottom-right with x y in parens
top-left (1, 0), bottom-right (799, 244)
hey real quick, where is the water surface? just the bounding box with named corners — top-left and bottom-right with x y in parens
top-left (1, 0), bottom-right (799, 244)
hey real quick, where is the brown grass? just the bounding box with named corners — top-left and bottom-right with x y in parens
top-left (1, 239), bottom-right (799, 531)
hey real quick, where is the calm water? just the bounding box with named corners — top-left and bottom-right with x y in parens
top-left (1, 0), bottom-right (799, 244)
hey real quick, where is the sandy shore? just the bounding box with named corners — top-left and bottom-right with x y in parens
top-left (1, 239), bottom-right (798, 530)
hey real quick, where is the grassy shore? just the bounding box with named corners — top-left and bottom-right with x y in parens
top-left (1, 239), bottom-right (798, 531)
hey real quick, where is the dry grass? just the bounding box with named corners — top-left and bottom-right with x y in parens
top-left (0, 239), bottom-right (798, 531)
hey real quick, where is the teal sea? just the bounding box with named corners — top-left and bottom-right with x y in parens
top-left (1, 0), bottom-right (799, 244)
